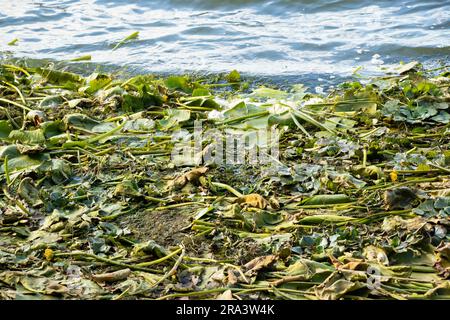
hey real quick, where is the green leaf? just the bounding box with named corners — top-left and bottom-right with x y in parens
top-left (165, 76), bottom-right (190, 92)
top-left (81, 73), bottom-right (112, 94)
top-left (39, 96), bottom-right (64, 110)
top-left (0, 120), bottom-right (13, 139)
top-left (64, 113), bottom-right (101, 131)
top-left (7, 38), bottom-right (19, 46)
top-left (112, 31), bottom-right (139, 50)
top-left (226, 70), bottom-right (241, 83)
top-left (0, 153), bottom-right (50, 174)
top-left (251, 87), bottom-right (288, 99)
top-left (41, 121), bottom-right (64, 138)
top-left (18, 177), bottom-right (42, 206)
top-left (0, 145), bottom-right (20, 160)
top-left (159, 109), bottom-right (191, 129)
top-left (9, 129), bottom-right (46, 145)
top-left (37, 159), bottom-right (72, 184)
top-left (34, 68), bottom-right (84, 88)
top-left (69, 55), bottom-right (92, 62)
top-left (122, 92), bottom-right (163, 112)
top-left (431, 111), bottom-right (450, 124)
top-left (192, 88), bottom-right (210, 96)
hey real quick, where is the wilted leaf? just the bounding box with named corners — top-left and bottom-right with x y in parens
top-left (243, 255), bottom-right (277, 276)
top-left (92, 269), bottom-right (131, 283)
top-left (235, 194), bottom-right (269, 209)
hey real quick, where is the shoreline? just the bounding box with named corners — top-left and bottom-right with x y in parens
top-left (2, 53), bottom-right (448, 90)
top-left (0, 60), bottom-right (450, 300)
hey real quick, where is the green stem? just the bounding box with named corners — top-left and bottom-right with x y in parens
top-left (210, 181), bottom-right (243, 197)
top-left (54, 251), bottom-right (162, 273)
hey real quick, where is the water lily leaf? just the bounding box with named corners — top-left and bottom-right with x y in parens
top-left (9, 129), bottom-right (46, 145)
top-left (66, 278), bottom-right (106, 298)
top-left (36, 159), bottom-right (72, 184)
top-left (363, 245), bottom-right (389, 265)
top-left (165, 76), bottom-right (190, 92)
top-left (40, 120), bottom-right (64, 138)
top-left (34, 68), bottom-right (84, 89)
top-left (253, 210), bottom-right (284, 227)
top-left (0, 120), bottom-right (13, 139)
top-left (18, 177), bottom-right (42, 206)
top-left (435, 197), bottom-right (450, 209)
top-left (159, 109), bottom-right (191, 129)
top-left (122, 92), bottom-right (163, 112)
top-left (17, 274), bottom-right (68, 296)
top-left (67, 98), bottom-right (92, 108)
top-left (192, 88), bottom-right (210, 96)
top-left (81, 73), bottom-right (112, 94)
top-left (28, 230), bottom-right (61, 244)
top-left (123, 118), bottom-right (155, 131)
top-left (0, 153), bottom-right (50, 174)
top-left (114, 180), bottom-right (141, 197)
top-left (185, 93), bottom-right (220, 109)
top-left (268, 112), bottom-right (296, 127)
top-left (431, 111), bottom-right (450, 124)
top-left (91, 122), bottom-right (117, 133)
top-left (397, 61), bottom-right (420, 74)
top-left (251, 87), bottom-right (288, 99)
top-left (413, 199), bottom-right (438, 217)
top-left (38, 95), bottom-right (64, 110)
top-left (89, 237), bottom-right (110, 254)
top-left (223, 101), bottom-right (247, 118)
top-left (64, 113), bottom-right (101, 131)
top-left (285, 259), bottom-right (334, 278)
top-left (223, 101), bottom-right (265, 121)
top-left (0, 145), bottom-right (20, 159)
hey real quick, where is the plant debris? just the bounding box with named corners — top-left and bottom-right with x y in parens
top-left (0, 61), bottom-right (450, 300)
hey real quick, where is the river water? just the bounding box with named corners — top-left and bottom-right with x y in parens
top-left (0, 0), bottom-right (449, 81)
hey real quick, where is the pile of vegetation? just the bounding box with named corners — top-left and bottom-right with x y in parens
top-left (0, 60), bottom-right (449, 300)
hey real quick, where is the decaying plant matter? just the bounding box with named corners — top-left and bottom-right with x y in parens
top-left (0, 61), bottom-right (449, 300)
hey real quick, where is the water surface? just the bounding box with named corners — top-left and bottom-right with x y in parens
top-left (0, 0), bottom-right (449, 80)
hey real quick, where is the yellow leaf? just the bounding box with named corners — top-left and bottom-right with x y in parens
top-left (235, 193), bottom-right (269, 209)
top-left (44, 248), bottom-right (54, 261)
top-left (390, 170), bottom-right (398, 182)
top-left (416, 163), bottom-right (431, 171)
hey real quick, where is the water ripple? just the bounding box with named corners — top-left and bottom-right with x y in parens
top-left (0, 0), bottom-right (448, 77)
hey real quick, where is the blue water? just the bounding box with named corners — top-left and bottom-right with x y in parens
top-left (0, 0), bottom-right (449, 79)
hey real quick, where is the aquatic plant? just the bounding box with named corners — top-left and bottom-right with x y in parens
top-left (0, 61), bottom-right (449, 300)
